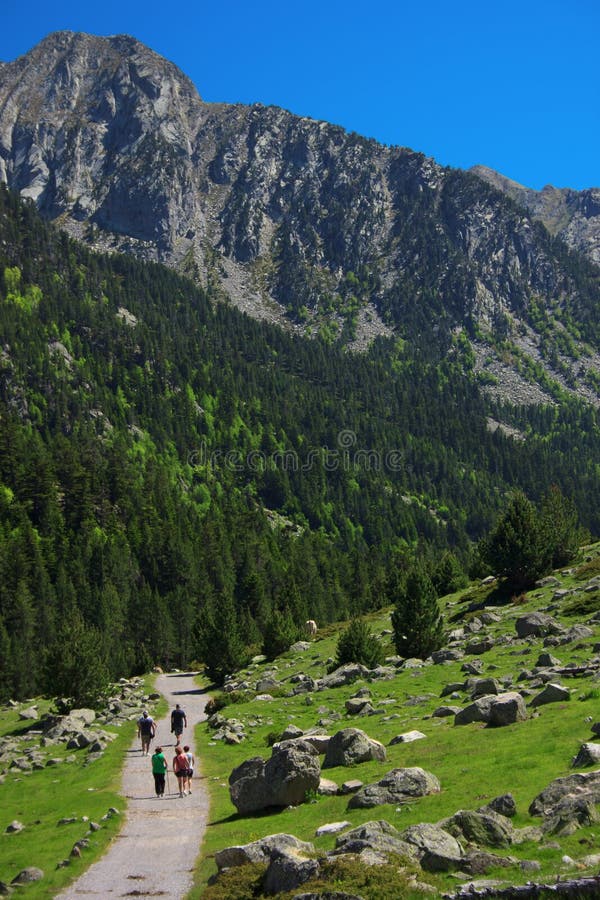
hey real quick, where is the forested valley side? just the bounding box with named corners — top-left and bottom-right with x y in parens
top-left (1, 184), bottom-right (599, 700)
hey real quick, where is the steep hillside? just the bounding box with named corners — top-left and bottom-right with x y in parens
top-left (1, 32), bottom-right (600, 406)
top-left (2, 185), bottom-right (600, 702)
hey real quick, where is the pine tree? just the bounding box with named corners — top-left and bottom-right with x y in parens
top-left (540, 485), bottom-right (585, 569)
top-left (200, 591), bottom-right (250, 684)
top-left (334, 617), bottom-right (384, 669)
top-left (262, 608), bottom-right (299, 661)
top-left (44, 610), bottom-right (110, 708)
top-left (391, 566), bottom-right (443, 659)
top-left (481, 491), bottom-right (546, 589)
top-left (432, 551), bottom-right (468, 596)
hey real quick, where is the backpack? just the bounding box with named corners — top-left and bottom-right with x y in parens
top-left (174, 753), bottom-right (188, 774)
top-left (140, 717), bottom-right (153, 736)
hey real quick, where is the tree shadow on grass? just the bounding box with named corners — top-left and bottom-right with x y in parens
top-left (448, 580), bottom-right (522, 622)
top-left (208, 805), bottom-right (291, 827)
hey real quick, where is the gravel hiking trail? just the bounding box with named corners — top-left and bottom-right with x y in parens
top-left (56, 672), bottom-right (210, 899)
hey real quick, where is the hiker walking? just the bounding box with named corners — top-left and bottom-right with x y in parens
top-left (183, 744), bottom-right (195, 795)
top-left (170, 703), bottom-right (187, 743)
top-left (137, 710), bottom-right (156, 755)
top-left (151, 745), bottom-right (167, 797)
top-left (173, 745), bottom-right (189, 797)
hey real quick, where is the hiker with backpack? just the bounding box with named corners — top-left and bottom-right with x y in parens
top-left (173, 745), bottom-right (190, 797)
top-left (151, 745), bottom-right (168, 797)
top-left (137, 710), bottom-right (156, 755)
top-left (170, 703), bottom-right (187, 743)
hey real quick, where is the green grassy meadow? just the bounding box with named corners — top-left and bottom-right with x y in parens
top-left (191, 546), bottom-right (600, 897)
top-left (0, 683), bottom-right (165, 897)
top-left (3, 554), bottom-right (600, 898)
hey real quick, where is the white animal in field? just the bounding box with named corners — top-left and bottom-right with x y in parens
top-left (305, 619), bottom-right (317, 638)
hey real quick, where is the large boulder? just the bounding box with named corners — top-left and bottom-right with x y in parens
top-left (454, 692), bottom-right (527, 727)
top-left (400, 823), bottom-right (464, 871)
top-left (431, 649), bottom-right (464, 664)
top-left (479, 793), bottom-right (517, 818)
top-left (465, 637), bottom-right (495, 655)
top-left (529, 769), bottom-right (600, 834)
top-left (262, 851), bottom-right (320, 896)
top-left (11, 868), bottom-right (44, 884)
top-left (440, 809), bottom-right (514, 848)
top-left (530, 683), bottom-right (570, 707)
top-left (229, 740), bottom-right (321, 814)
top-left (469, 677), bottom-right (501, 699)
top-left (347, 767), bottom-right (440, 809)
top-left (572, 743), bottom-right (600, 768)
top-left (529, 770), bottom-right (600, 816)
top-left (344, 698), bottom-right (374, 716)
top-left (515, 613), bottom-right (564, 638)
top-left (318, 664), bottom-right (369, 690)
top-left (332, 819), bottom-right (417, 860)
top-left (488, 692), bottom-right (528, 726)
top-left (541, 796), bottom-right (599, 836)
top-left (215, 833), bottom-right (315, 871)
top-left (454, 695), bottom-right (495, 726)
top-left (389, 731), bottom-right (426, 746)
top-left (322, 728), bottom-right (386, 769)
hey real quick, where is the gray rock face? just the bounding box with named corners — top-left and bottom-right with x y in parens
top-left (214, 833), bottom-right (315, 871)
top-left (535, 652), bottom-right (562, 668)
top-left (229, 739), bottom-right (321, 813)
top-left (472, 165), bottom-right (600, 267)
top-left (347, 767), bottom-right (441, 809)
top-left (2, 31), bottom-right (600, 400)
top-left (322, 728), bottom-right (386, 769)
top-left (431, 649), bottom-right (464, 664)
top-left (400, 823), bottom-right (464, 871)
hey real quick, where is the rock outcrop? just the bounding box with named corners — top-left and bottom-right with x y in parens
top-left (2, 31), bottom-right (600, 402)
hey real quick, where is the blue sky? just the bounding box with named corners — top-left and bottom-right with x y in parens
top-left (2, 0), bottom-right (598, 190)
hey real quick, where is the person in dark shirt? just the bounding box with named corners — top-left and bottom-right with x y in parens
top-left (137, 710), bottom-right (156, 755)
top-left (170, 703), bottom-right (187, 743)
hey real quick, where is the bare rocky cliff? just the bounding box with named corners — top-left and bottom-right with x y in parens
top-left (471, 165), bottom-right (600, 267)
top-left (1, 32), bottom-right (600, 405)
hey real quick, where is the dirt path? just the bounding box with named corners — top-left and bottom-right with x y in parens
top-left (56, 672), bottom-right (210, 899)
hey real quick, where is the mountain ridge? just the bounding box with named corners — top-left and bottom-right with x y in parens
top-left (1, 32), bottom-right (600, 407)
top-left (471, 164), bottom-right (600, 267)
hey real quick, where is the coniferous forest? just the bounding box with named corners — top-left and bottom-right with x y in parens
top-left (1, 184), bottom-right (600, 699)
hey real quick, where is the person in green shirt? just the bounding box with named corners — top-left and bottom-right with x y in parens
top-left (151, 745), bottom-right (168, 797)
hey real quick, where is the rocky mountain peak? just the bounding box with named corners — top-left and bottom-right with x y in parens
top-left (1, 32), bottom-right (600, 407)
